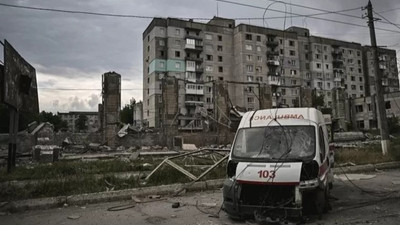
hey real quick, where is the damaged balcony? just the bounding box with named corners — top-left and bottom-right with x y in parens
top-left (267, 76), bottom-right (281, 86)
top-left (266, 39), bottom-right (279, 48)
top-left (178, 118), bottom-right (203, 131)
top-left (185, 83), bottom-right (204, 95)
top-left (267, 59), bottom-right (280, 67)
top-left (266, 50), bottom-right (279, 57)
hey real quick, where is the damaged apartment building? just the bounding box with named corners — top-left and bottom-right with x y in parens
top-left (142, 17), bottom-right (399, 130)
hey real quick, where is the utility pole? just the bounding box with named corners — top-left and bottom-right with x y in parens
top-left (365, 0), bottom-right (390, 155)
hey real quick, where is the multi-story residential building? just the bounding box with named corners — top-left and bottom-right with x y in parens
top-left (363, 46), bottom-right (399, 96)
top-left (59, 111), bottom-right (100, 133)
top-left (143, 17), bottom-right (399, 129)
top-left (351, 91), bottom-right (400, 130)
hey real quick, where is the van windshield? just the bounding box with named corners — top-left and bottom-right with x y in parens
top-left (232, 126), bottom-right (316, 161)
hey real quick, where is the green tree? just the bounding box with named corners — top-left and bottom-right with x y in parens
top-left (120, 99), bottom-right (134, 124)
top-left (388, 115), bottom-right (400, 134)
top-left (75, 114), bottom-right (88, 132)
top-left (38, 111), bottom-right (67, 132)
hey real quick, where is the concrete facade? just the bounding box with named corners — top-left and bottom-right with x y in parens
top-left (101, 72), bottom-right (121, 147)
top-left (143, 17), bottom-right (399, 128)
top-left (59, 111), bottom-right (100, 133)
top-left (351, 91), bottom-right (400, 130)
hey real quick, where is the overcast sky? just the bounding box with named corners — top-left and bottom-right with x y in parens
top-left (0, 0), bottom-right (399, 113)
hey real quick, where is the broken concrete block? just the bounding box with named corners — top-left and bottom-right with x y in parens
top-left (33, 145), bottom-right (61, 163)
top-left (116, 146), bottom-right (125, 151)
top-left (182, 144), bottom-right (197, 151)
top-left (201, 202), bottom-right (217, 207)
top-left (141, 146), bottom-right (151, 151)
top-left (153, 145), bottom-right (162, 150)
top-left (171, 202), bottom-right (180, 208)
top-left (143, 163), bottom-right (153, 169)
top-left (119, 157), bottom-right (130, 163)
top-left (129, 152), bottom-right (140, 161)
top-left (99, 145), bottom-right (112, 151)
top-left (88, 143), bottom-right (100, 151)
top-left (127, 147), bottom-right (136, 152)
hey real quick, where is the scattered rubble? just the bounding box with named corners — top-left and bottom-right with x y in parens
top-left (171, 202), bottom-right (180, 208)
top-left (33, 145), bottom-right (61, 163)
top-left (67, 215), bottom-right (81, 220)
top-left (334, 132), bottom-right (366, 142)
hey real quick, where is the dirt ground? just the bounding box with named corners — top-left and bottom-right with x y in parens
top-left (2, 169), bottom-right (400, 225)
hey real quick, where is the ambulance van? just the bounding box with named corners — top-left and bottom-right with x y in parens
top-left (223, 108), bottom-right (334, 220)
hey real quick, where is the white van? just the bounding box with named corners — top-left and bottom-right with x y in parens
top-left (223, 108), bottom-right (333, 221)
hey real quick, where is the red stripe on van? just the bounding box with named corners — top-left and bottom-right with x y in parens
top-left (237, 180), bottom-right (299, 186)
top-left (319, 160), bottom-right (329, 176)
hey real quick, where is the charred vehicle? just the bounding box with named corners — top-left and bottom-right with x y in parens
top-left (223, 108), bottom-right (334, 221)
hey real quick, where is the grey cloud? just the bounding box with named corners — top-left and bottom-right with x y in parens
top-left (87, 94), bottom-right (100, 109)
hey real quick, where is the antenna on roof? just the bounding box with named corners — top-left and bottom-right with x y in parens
top-left (216, 1), bottom-right (219, 17)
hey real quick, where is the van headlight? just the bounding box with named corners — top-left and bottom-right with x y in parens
top-left (300, 160), bottom-right (319, 181)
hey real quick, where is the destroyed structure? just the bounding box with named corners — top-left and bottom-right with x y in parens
top-left (99, 72), bottom-right (121, 147)
top-left (142, 17), bottom-right (399, 131)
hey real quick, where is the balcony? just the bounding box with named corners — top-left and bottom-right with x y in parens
top-left (266, 40), bottom-right (279, 47)
top-left (334, 77), bottom-right (342, 82)
top-left (382, 78), bottom-right (389, 86)
top-left (267, 51), bottom-right (279, 57)
top-left (195, 66), bottom-right (204, 73)
top-left (332, 50), bottom-right (343, 57)
top-left (185, 56), bottom-right (203, 62)
top-left (267, 72), bottom-right (281, 76)
top-left (184, 44), bottom-right (203, 52)
top-left (185, 100), bottom-right (204, 106)
top-left (267, 76), bottom-right (281, 86)
top-left (267, 59), bottom-right (280, 67)
top-left (185, 83), bottom-right (204, 95)
top-left (333, 58), bottom-right (344, 65)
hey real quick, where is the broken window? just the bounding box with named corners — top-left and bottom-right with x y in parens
top-left (232, 126), bottom-right (316, 160)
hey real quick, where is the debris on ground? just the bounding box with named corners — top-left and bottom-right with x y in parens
top-left (391, 180), bottom-right (400, 185)
top-left (148, 195), bottom-right (161, 199)
top-left (67, 215), bottom-right (81, 220)
top-left (171, 202), bottom-right (180, 208)
top-left (200, 202), bottom-right (217, 207)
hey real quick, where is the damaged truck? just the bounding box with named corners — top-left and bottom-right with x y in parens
top-left (223, 107), bottom-right (334, 221)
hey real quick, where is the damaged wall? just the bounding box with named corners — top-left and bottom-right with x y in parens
top-left (0, 132), bottom-right (35, 153)
top-left (180, 131), bottom-right (236, 147)
top-left (259, 84), bottom-right (272, 109)
top-left (162, 76), bottom-right (179, 148)
top-left (101, 72), bottom-right (121, 147)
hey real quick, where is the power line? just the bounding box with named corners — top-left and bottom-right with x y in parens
top-left (217, 0), bottom-right (400, 33)
top-left (2, 1), bottom-right (400, 32)
top-left (258, 0), bottom-right (400, 27)
top-left (374, 10), bottom-right (400, 31)
top-left (0, 2), bottom-right (366, 22)
top-left (378, 7), bottom-right (400, 14)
